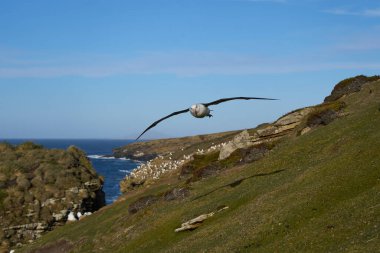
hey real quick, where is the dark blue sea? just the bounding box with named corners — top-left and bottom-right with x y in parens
top-left (1, 139), bottom-right (138, 204)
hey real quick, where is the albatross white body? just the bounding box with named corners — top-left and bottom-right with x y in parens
top-left (190, 104), bottom-right (211, 118)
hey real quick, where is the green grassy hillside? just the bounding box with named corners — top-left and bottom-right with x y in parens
top-left (22, 79), bottom-right (380, 253)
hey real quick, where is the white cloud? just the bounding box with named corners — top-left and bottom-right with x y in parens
top-left (244, 0), bottom-right (287, 3)
top-left (324, 8), bottom-right (380, 17)
top-left (331, 27), bottom-right (380, 51)
top-left (336, 39), bottom-right (380, 51)
top-left (363, 8), bottom-right (380, 17)
top-left (226, 0), bottom-right (287, 3)
top-left (0, 50), bottom-right (379, 78)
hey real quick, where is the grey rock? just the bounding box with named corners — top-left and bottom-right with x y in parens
top-left (163, 188), bottom-right (190, 201)
top-left (42, 198), bottom-right (58, 207)
top-left (133, 151), bottom-right (145, 157)
top-left (300, 127), bottom-right (311, 135)
top-left (128, 195), bottom-right (159, 214)
top-left (274, 108), bottom-right (312, 127)
top-left (52, 210), bottom-right (68, 222)
top-left (175, 206), bottom-right (228, 232)
top-left (219, 130), bottom-right (253, 160)
top-left (251, 107), bottom-right (312, 145)
top-left (67, 187), bottom-right (79, 194)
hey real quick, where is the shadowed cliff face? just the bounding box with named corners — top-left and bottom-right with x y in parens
top-left (0, 144), bottom-right (105, 250)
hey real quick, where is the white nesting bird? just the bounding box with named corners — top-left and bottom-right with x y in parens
top-left (136, 96), bottom-right (277, 140)
top-left (67, 211), bottom-right (77, 221)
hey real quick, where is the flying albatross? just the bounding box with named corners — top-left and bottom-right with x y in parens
top-left (136, 97), bottom-right (277, 140)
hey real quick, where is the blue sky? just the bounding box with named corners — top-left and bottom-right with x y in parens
top-left (0, 0), bottom-right (379, 139)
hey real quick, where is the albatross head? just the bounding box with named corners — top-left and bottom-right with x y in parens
top-left (189, 104), bottom-right (197, 117)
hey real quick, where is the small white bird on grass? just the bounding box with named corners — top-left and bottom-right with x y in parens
top-left (136, 96), bottom-right (278, 140)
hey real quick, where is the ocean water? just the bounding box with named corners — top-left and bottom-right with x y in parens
top-left (1, 139), bottom-right (139, 204)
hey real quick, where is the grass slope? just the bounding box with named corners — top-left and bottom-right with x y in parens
top-left (23, 81), bottom-right (380, 253)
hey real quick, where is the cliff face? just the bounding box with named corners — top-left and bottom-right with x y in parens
top-left (0, 143), bottom-right (105, 250)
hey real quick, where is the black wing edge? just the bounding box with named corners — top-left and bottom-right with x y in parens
top-left (204, 97), bottom-right (278, 107)
top-left (135, 109), bottom-right (190, 141)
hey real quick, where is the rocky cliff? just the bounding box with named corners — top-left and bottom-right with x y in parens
top-left (0, 143), bottom-right (105, 251)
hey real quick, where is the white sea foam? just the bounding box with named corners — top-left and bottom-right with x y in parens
top-left (87, 155), bottom-right (142, 163)
top-left (87, 155), bottom-right (116, 159)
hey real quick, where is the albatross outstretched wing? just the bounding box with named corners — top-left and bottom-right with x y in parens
top-left (136, 108), bottom-right (189, 140)
top-left (203, 97), bottom-right (278, 107)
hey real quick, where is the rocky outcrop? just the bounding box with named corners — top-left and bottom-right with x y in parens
top-left (218, 130), bottom-right (252, 160)
top-left (0, 143), bottom-right (105, 251)
top-left (219, 99), bottom-right (347, 160)
top-left (163, 187), bottom-right (190, 201)
top-left (128, 195), bottom-right (159, 214)
top-left (128, 187), bottom-right (190, 215)
top-left (2, 223), bottom-right (48, 247)
top-left (175, 205), bottom-right (229, 232)
top-left (233, 144), bottom-right (271, 164)
top-left (324, 75), bottom-right (380, 102)
top-left (252, 107), bottom-right (313, 143)
top-left (218, 108), bottom-right (312, 160)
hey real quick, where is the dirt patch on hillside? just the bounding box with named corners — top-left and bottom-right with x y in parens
top-left (29, 240), bottom-right (73, 253)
